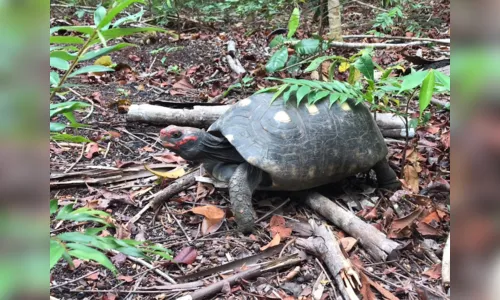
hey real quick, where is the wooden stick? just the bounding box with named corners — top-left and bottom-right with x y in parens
top-left (127, 103), bottom-right (408, 132)
top-left (343, 34), bottom-right (450, 44)
top-left (296, 221), bottom-right (360, 300)
top-left (304, 192), bottom-right (401, 261)
top-left (442, 233), bottom-right (450, 287)
top-left (151, 169), bottom-right (198, 210)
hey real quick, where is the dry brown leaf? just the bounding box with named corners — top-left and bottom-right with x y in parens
top-left (361, 271), bottom-right (399, 300)
top-left (421, 211), bottom-right (441, 225)
top-left (388, 207), bottom-right (424, 238)
top-left (191, 205), bottom-right (225, 235)
top-left (174, 246), bottom-right (198, 265)
top-left (260, 233), bottom-right (281, 251)
top-left (85, 142), bottom-right (100, 159)
top-left (416, 222), bottom-right (443, 236)
top-left (269, 215), bottom-right (292, 238)
top-left (441, 131), bottom-right (450, 149)
top-left (422, 263), bottom-right (442, 280)
top-left (144, 165), bottom-right (186, 179)
top-left (170, 78), bottom-right (194, 95)
top-left (339, 237), bottom-right (358, 252)
top-left (360, 272), bottom-right (377, 300)
top-left (86, 272), bottom-right (99, 280)
top-left (117, 275), bottom-right (134, 282)
top-left (403, 165), bottom-right (420, 193)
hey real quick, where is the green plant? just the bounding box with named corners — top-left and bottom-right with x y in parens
top-left (370, 6), bottom-right (404, 34)
top-left (50, 101), bottom-right (90, 132)
top-left (257, 48), bottom-right (450, 121)
top-left (50, 200), bottom-right (172, 275)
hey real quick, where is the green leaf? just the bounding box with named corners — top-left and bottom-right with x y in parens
top-left (50, 122), bottom-right (67, 132)
top-left (85, 227), bottom-right (107, 236)
top-left (295, 39), bottom-right (320, 55)
top-left (309, 90), bottom-right (330, 104)
top-left (50, 199), bottom-right (59, 215)
top-left (79, 43), bottom-right (136, 61)
top-left (287, 7), bottom-right (300, 38)
top-left (68, 65), bottom-right (114, 77)
top-left (265, 46), bottom-right (289, 73)
top-left (353, 51), bottom-right (374, 81)
top-left (50, 57), bottom-right (70, 71)
top-left (50, 71), bottom-right (60, 86)
top-left (305, 56), bottom-right (336, 72)
top-left (113, 7), bottom-right (144, 27)
top-left (400, 70), bottom-right (428, 92)
top-left (283, 85), bottom-right (299, 104)
top-left (329, 93), bottom-right (341, 107)
top-left (67, 243), bottom-right (117, 274)
top-left (49, 36), bottom-right (85, 45)
top-left (286, 55), bottom-right (300, 74)
top-left (50, 50), bottom-right (77, 61)
top-left (254, 86), bottom-right (279, 95)
top-left (98, 0), bottom-right (145, 30)
top-left (419, 70), bottom-right (435, 115)
top-left (50, 101), bottom-right (90, 117)
top-left (50, 240), bottom-right (66, 270)
top-left (296, 85), bottom-right (311, 106)
top-left (51, 133), bottom-right (92, 143)
top-left (94, 6), bottom-right (108, 28)
top-left (50, 26), bottom-right (94, 35)
top-left (269, 35), bottom-right (285, 49)
top-left (271, 84), bottom-right (290, 103)
top-left (434, 70), bottom-right (450, 91)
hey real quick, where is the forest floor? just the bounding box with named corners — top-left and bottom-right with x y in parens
top-left (50, 1), bottom-right (450, 299)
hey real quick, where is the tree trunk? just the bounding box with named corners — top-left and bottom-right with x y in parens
top-left (327, 0), bottom-right (342, 41)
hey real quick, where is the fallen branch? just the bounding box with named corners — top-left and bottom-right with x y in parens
top-left (343, 34), bottom-right (450, 44)
top-left (226, 40), bottom-right (246, 74)
top-left (304, 192), bottom-right (401, 261)
top-left (296, 220), bottom-right (361, 300)
top-left (127, 170), bottom-right (199, 226)
top-left (126, 104), bottom-right (229, 128)
top-left (329, 40), bottom-right (433, 48)
top-left (151, 169), bottom-right (199, 210)
top-left (177, 254), bottom-right (302, 300)
top-left (127, 104), bottom-right (409, 134)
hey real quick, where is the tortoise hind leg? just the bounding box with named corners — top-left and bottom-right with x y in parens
top-left (373, 158), bottom-right (401, 190)
top-left (229, 163), bottom-right (262, 233)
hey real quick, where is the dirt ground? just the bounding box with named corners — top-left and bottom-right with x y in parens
top-left (50, 2), bottom-right (450, 299)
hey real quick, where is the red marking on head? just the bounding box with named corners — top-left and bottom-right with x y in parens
top-left (176, 135), bottom-right (198, 147)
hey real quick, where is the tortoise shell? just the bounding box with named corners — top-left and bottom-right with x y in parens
top-left (208, 93), bottom-right (387, 190)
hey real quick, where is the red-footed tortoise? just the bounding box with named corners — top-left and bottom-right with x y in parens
top-left (160, 93), bottom-right (400, 232)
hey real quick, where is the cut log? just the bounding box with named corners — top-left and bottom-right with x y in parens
top-left (127, 104), bottom-right (409, 134)
top-left (126, 104), bottom-right (230, 128)
top-left (304, 192), bottom-right (401, 261)
top-left (226, 55), bottom-right (246, 74)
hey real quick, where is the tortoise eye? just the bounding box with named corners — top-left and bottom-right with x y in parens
top-left (171, 131), bottom-right (182, 139)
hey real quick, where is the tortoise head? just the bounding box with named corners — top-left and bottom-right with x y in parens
top-left (159, 125), bottom-right (205, 161)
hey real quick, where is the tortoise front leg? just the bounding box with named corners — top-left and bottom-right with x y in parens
top-left (373, 158), bottom-right (401, 190)
top-left (229, 163), bottom-right (262, 233)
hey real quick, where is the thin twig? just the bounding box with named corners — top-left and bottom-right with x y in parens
top-left (350, 0), bottom-right (388, 12)
top-left (113, 250), bottom-right (177, 284)
top-left (255, 198), bottom-right (291, 223)
top-left (400, 89), bottom-right (418, 176)
top-left (64, 143), bottom-right (86, 174)
top-left (165, 205), bottom-right (192, 242)
top-left (51, 271), bottom-right (99, 289)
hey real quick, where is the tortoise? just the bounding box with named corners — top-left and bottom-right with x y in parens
top-left (160, 93), bottom-right (401, 232)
